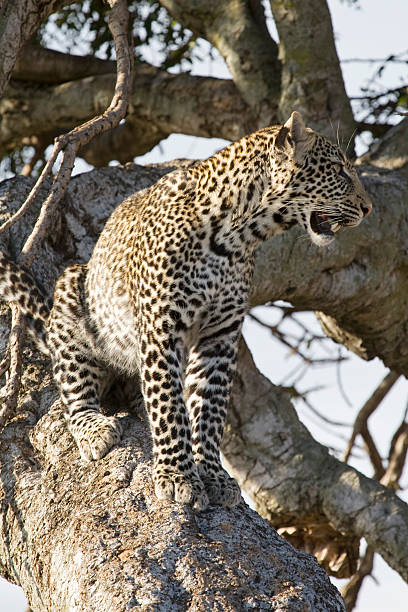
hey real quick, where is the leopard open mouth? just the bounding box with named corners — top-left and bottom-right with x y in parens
top-left (310, 212), bottom-right (341, 237)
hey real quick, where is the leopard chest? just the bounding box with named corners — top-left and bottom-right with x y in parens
top-left (162, 250), bottom-right (253, 347)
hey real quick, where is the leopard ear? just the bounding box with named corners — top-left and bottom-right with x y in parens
top-left (283, 111), bottom-right (314, 161)
top-left (284, 111), bottom-right (307, 143)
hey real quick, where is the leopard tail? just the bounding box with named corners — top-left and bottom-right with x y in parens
top-left (0, 251), bottom-right (51, 355)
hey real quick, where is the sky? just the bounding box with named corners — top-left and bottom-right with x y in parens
top-left (1, 0), bottom-right (408, 610)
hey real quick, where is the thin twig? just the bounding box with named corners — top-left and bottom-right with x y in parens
top-left (343, 371), bottom-right (400, 463)
top-left (336, 349), bottom-right (353, 408)
top-left (249, 312), bottom-right (345, 365)
top-left (341, 547), bottom-right (375, 612)
top-left (360, 424), bottom-right (385, 480)
top-left (0, 143), bottom-right (63, 236)
top-left (342, 58), bottom-right (408, 64)
top-left (300, 396), bottom-right (351, 428)
top-left (381, 421), bottom-right (408, 490)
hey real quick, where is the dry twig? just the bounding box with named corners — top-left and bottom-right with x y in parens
top-left (342, 375), bottom-right (405, 609)
top-left (381, 418), bottom-right (408, 490)
top-left (341, 546), bottom-right (375, 612)
top-left (249, 311), bottom-right (345, 366)
top-left (343, 370), bottom-right (400, 464)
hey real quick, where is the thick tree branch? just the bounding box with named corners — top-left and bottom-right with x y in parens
top-left (159, 0), bottom-right (281, 126)
top-left (358, 117), bottom-right (408, 170)
top-left (1, 118), bottom-right (408, 598)
top-left (0, 0), bottom-right (73, 96)
top-left (269, 0), bottom-right (356, 143)
top-left (2, 156), bottom-right (408, 586)
top-left (12, 42), bottom-right (117, 84)
top-left (223, 341), bottom-right (408, 582)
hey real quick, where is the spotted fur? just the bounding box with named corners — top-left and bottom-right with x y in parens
top-left (0, 113), bottom-right (372, 509)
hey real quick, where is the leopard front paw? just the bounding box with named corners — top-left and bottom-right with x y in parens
top-left (69, 410), bottom-right (122, 461)
top-left (199, 465), bottom-right (242, 508)
top-left (153, 468), bottom-right (209, 511)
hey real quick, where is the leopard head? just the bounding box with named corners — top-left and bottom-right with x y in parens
top-left (273, 112), bottom-right (372, 247)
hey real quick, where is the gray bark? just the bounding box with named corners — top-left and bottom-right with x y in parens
top-left (0, 167), bottom-right (346, 611)
top-left (2, 0), bottom-right (406, 607)
top-left (223, 341), bottom-right (408, 582)
top-left (269, 0), bottom-right (356, 143)
top-left (0, 0), bottom-right (74, 96)
top-left (159, 0), bottom-right (281, 125)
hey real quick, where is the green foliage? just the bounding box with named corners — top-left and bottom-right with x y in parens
top-left (43, 0), bottom-right (202, 69)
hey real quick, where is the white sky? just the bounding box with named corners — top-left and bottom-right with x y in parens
top-left (1, 0), bottom-right (408, 610)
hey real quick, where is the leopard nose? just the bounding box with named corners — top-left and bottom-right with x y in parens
top-left (361, 204), bottom-right (372, 217)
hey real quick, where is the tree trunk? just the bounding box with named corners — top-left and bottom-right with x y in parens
top-left (0, 380), bottom-right (346, 611)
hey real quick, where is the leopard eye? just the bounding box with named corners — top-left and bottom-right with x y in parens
top-left (339, 166), bottom-right (351, 182)
top-left (333, 162), bottom-right (351, 182)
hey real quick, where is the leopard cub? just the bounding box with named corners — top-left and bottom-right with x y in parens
top-left (0, 112), bottom-right (372, 510)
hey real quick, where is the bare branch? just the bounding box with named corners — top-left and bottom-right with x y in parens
top-left (381, 421), bottom-right (408, 490)
top-left (223, 341), bottom-right (408, 582)
top-left (12, 42), bottom-right (117, 84)
top-left (1, 0), bottom-right (133, 262)
top-left (358, 116), bottom-right (408, 169)
top-left (1, 65), bottom-right (255, 164)
top-left (0, 0), bottom-right (134, 429)
top-left (248, 311), bottom-right (345, 365)
top-left (341, 547), bottom-right (375, 612)
top-left (343, 371), bottom-right (400, 463)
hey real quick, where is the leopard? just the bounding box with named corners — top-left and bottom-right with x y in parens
top-left (0, 112), bottom-right (372, 510)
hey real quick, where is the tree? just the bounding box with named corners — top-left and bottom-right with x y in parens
top-left (0, 0), bottom-right (407, 610)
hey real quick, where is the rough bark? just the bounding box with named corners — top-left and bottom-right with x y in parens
top-left (269, 0), bottom-right (356, 143)
top-left (1, 153), bottom-right (408, 594)
top-left (222, 341), bottom-right (408, 582)
top-left (0, 394), bottom-right (345, 611)
top-left (359, 116), bottom-right (408, 170)
top-left (0, 0), bottom-right (73, 96)
top-left (0, 168), bottom-right (346, 612)
top-left (159, 0), bottom-right (281, 126)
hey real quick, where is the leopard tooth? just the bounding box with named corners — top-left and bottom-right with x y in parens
top-left (330, 222), bottom-right (341, 233)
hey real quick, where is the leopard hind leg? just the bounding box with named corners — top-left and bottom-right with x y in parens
top-left (0, 250), bottom-right (51, 354)
top-left (47, 265), bottom-right (122, 461)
